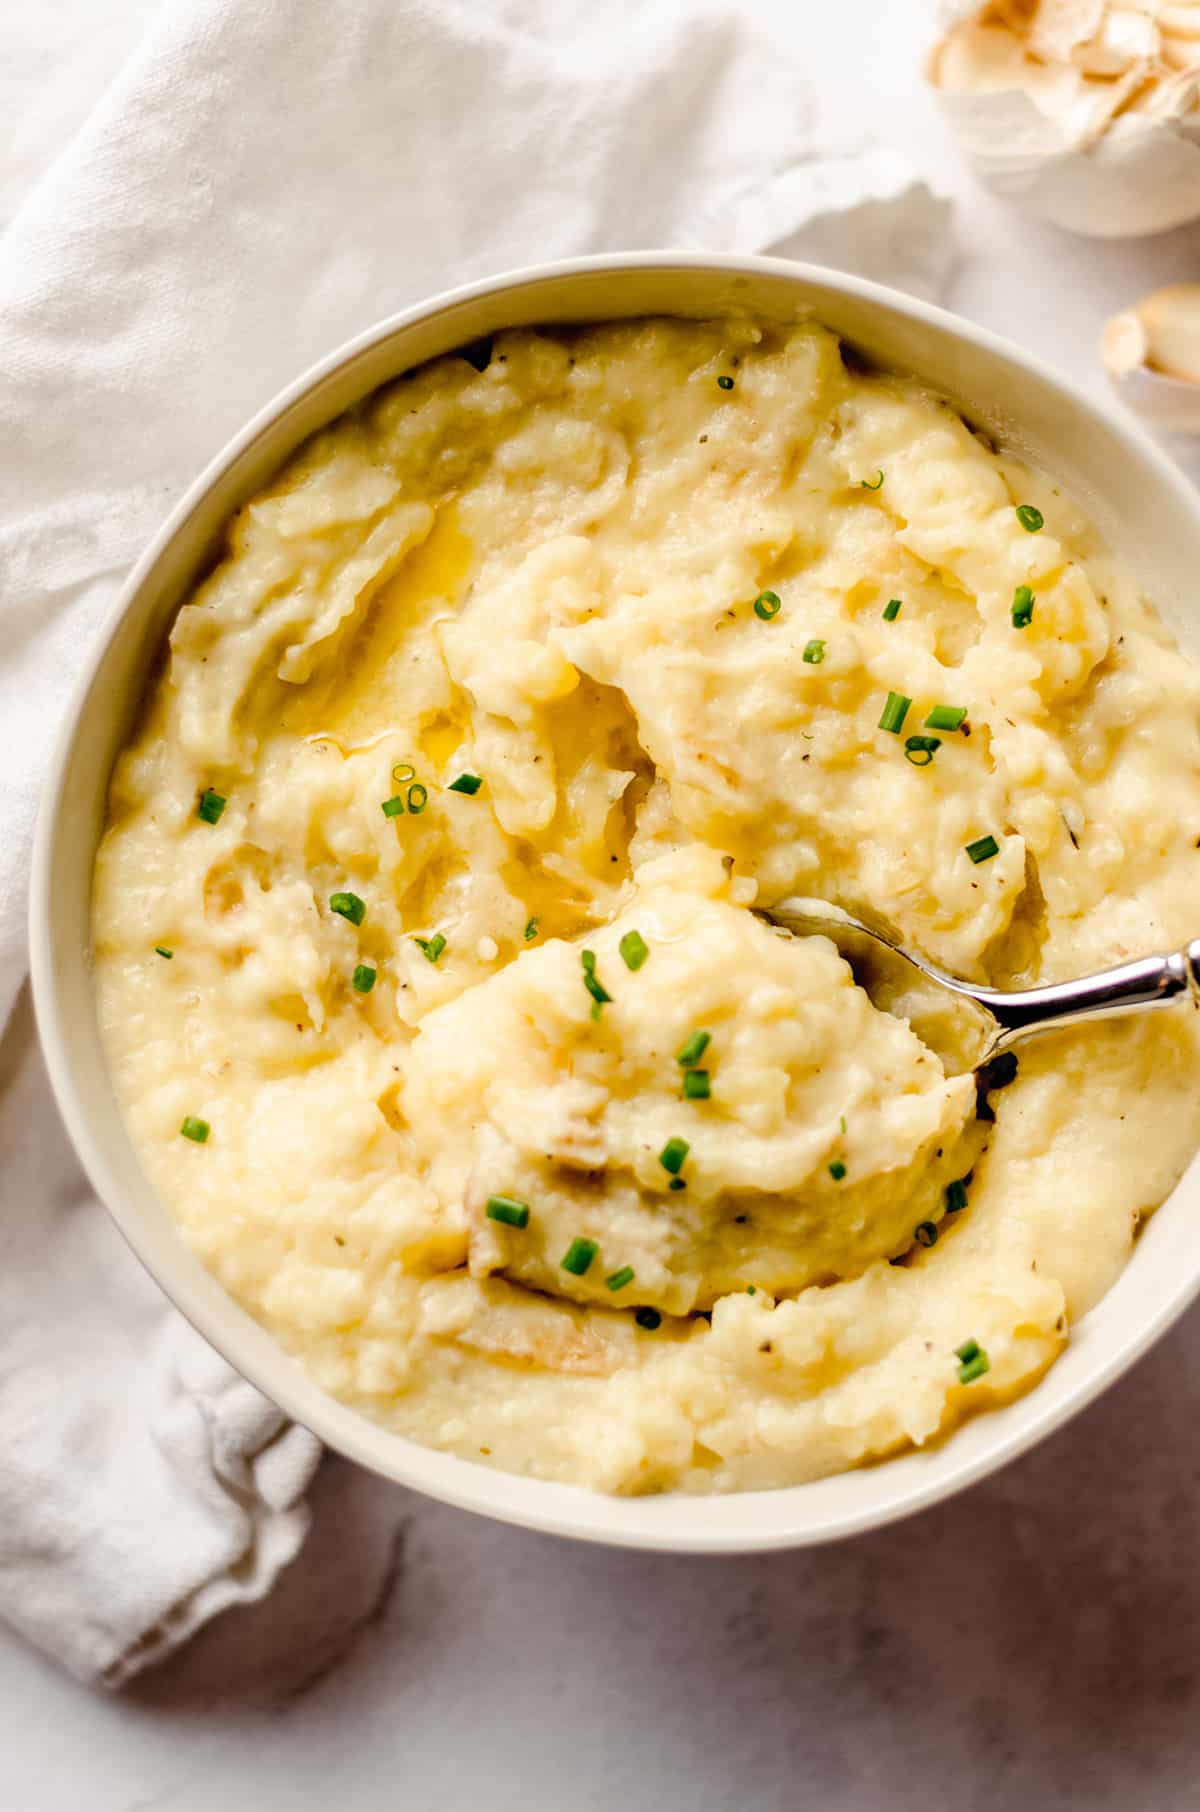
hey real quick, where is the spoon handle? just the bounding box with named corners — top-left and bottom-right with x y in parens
top-left (975, 938), bottom-right (1200, 1049)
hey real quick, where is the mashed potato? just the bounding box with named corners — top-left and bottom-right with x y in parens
top-left (93, 316), bottom-right (1200, 1494)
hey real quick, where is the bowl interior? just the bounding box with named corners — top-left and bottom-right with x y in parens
top-left (32, 255), bottom-right (1200, 1551)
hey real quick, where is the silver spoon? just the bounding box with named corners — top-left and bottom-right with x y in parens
top-left (761, 898), bottom-right (1200, 1069)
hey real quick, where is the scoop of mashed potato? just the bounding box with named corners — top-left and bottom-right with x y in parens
top-left (406, 847), bottom-right (980, 1314)
top-left (93, 315), bottom-right (1200, 1495)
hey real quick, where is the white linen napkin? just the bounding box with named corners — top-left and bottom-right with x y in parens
top-left (0, 0), bottom-right (954, 1687)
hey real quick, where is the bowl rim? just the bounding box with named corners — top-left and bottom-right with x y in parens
top-left (30, 249), bottom-right (1200, 1553)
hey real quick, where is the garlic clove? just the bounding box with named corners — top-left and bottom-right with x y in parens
top-left (1029, 0), bottom-right (1108, 65)
top-left (1162, 3), bottom-right (1200, 42)
top-left (929, 18), bottom-right (1034, 92)
top-left (1133, 283), bottom-right (1200, 381)
top-left (1073, 9), bottom-right (1160, 75)
top-left (1103, 308), bottom-right (1152, 376)
top-left (1103, 285), bottom-right (1200, 434)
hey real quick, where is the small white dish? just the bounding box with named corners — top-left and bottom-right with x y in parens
top-left (30, 253), bottom-right (1200, 1552)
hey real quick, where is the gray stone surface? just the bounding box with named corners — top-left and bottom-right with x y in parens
top-left (6, 1329), bottom-right (1200, 1811)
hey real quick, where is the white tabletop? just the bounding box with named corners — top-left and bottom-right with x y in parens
top-left (5, 5), bottom-right (1200, 1808)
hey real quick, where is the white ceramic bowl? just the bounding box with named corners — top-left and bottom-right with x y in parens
top-left (31, 253), bottom-right (1200, 1553)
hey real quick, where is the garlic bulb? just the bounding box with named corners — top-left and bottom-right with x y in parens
top-left (927, 2), bottom-right (1200, 236)
top-left (1103, 284), bottom-right (1200, 432)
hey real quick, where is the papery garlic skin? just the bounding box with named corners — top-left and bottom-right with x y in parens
top-left (928, 2), bottom-right (1200, 236)
top-left (1103, 284), bottom-right (1200, 432)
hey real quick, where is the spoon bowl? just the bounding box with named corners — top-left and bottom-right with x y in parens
top-left (762, 897), bottom-right (1200, 1071)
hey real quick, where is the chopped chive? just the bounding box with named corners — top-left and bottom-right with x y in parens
top-left (904, 735), bottom-right (942, 767)
top-left (803, 639), bottom-right (826, 665)
top-left (975, 1050), bottom-right (1018, 1127)
top-left (619, 929), bottom-right (649, 971)
top-left (352, 963), bottom-right (376, 994)
top-left (524, 917), bottom-right (539, 942)
top-left (180, 1116), bottom-right (210, 1143)
top-left (753, 590), bottom-right (782, 621)
top-left (925, 704), bottom-right (967, 732)
top-left (683, 1069), bottom-right (711, 1100)
top-left (945, 1178), bottom-right (969, 1213)
top-left (581, 949), bottom-right (612, 1009)
top-left (987, 1054), bottom-right (1018, 1088)
top-left (561, 1236), bottom-right (599, 1276)
top-left (486, 1195), bottom-right (530, 1229)
top-left (882, 597), bottom-right (902, 622)
top-left (829, 1159), bottom-right (847, 1181)
top-left (669, 1177), bottom-right (687, 1191)
top-left (330, 891), bottom-right (366, 925)
top-left (635, 1306), bottom-right (663, 1330)
top-left (915, 1221), bottom-right (938, 1248)
top-left (861, 469), bottom-right (884, 490)
top-left (717, 374), bottom-right (735, 390)
top-left (878, 691), bottom-right (911, 735)
top-left (965, 833), bottom-right (999, 865)
top-left (414, 932), bottom-right (447, 963)
top-left (460, 336), bottom-right (494, 373)
top-left (381, 795), bottom-right (406, 818)
top-left (197, 788), bottom-right (226, 824)
top-left (1011, 584), bottom-right (1035, 629)
top-left (448, 772), bottom-right (482, 795)
top-left (676, 1029), bottom-right (711, 1068)
top-left (839, 1114), bottom-right (847, 1134)
top-left (659, 1136), bottom-right (689, 1175)
top-left (746, 1284), bottom-right (757, 1295)
top-left (1016, 504), bottom-right (1044, 533)
top-left (955, 1338), bottom-right (989, 1383)
top-left (605, 1265), bottom-right (635, 1292)
top-left (391, 762), bottom-right (416, 784)
top-left (154, 945), bottom-right (174, 959)
top-left (407, 783), bottom-right (428, 813)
